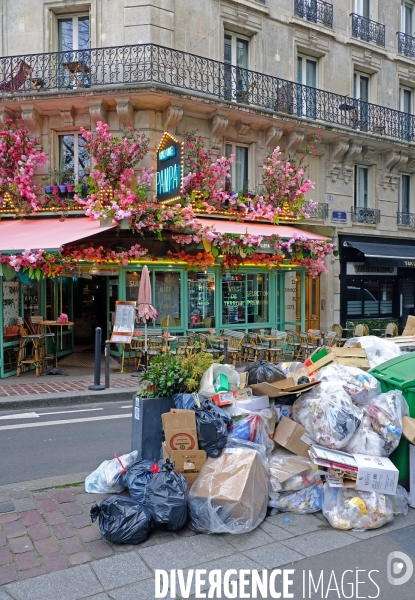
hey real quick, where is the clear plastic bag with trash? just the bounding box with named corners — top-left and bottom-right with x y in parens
top-left (343, 414), bottom-right (388, 457)
top-left (229, 412), bottom-right (274, 455)
top-left (277, 362), bottom-right (309, 385)
top-left (345, 336), bottom-right (401, 369)
top-left (392, 485), bottom-right (410, 517)
top-left (315, 364), bottom-right (381, 405)
top-left (364, 390), bottom-right (409, 455)
top-left (322, 484), bottom-right (394, 531)
top-left (268, 454), bottom-right (322, 496)
top-left (292, 381), bottom-right (361, 449)
top-left (268, 481), bottom-right (323, 514)
top-left (85, 451), bottom-right (138, 494)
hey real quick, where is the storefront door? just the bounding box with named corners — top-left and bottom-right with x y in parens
top-left (72, 276), bottom-right (109, 347)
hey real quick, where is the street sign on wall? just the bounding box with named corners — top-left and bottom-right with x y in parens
top-left (332, 210), bottom-right (347, 223)
top-left (156, 132), bottom-right (183, 203)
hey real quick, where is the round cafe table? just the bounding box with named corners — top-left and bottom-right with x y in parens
top-left (40, 320), bottom-right (74, 376)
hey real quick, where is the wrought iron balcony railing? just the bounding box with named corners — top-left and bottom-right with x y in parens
top-left (307, 202), bottom-right (329, 219)
top-left (294, 0), bottom-right (333, 28)
top-left (351, 207), bottom-right (381, 224)
top-left (351, 13), bottom-right (385, 47)
top-left (397, 212), bottom-right (415, 227)
top-left (398, 32), bottom-right (415, 58)
top-left (2, 43), bottom-right (415, 142)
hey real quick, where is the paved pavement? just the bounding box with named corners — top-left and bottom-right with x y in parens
top-left (0, 402), bottom-right (133, 485)
top-left (0, 476), bottom-right (414, 599)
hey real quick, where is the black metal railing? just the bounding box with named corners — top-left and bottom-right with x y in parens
top-left (294, 0), bottom-right (333, 28)
top-left (3, 43), bottom-right (415, 142)
top-left (351, 13), bottom-right (385, 47)
top-left (351, 207), bottom-right (381, 224)
top-left (308, 202), bottom-right (329, 219)
top-left (397, 212), bottom-right (415, 227)
top-left (398, 32), bottom-right (415, 58)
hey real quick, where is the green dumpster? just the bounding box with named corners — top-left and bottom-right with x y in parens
top-left (370, 353), bottom-right (415, 484)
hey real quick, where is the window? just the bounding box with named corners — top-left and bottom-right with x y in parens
top-left (402, 2), bottom-right (414, 36)
top-left (353, 71), bottom-right (370, 129)
top-left (225, 143), bottom-right (249, 193)
top-left (297, 55), bottom-right (317, 119)
top-left (400, 87), bottom-right (413, 140)
top-left (59, 133), bottom-right (90, 183)
top-left (188, 271), bottom-right (215, 328)
top-left (58, 15), bottom-right (90, 52)
top-left (354, 166), bottom-right (369, 208)
top-left (355, 0), bottom-right (370, 18)
top-left (346, 279), bottom-right (394, 318)
top-left (354, 72), bottom-right (370, 102)
top-left (401, 174), bottom-right (411, 213)
top-left (58, 15), bottom-right (90, 88)
top-left (224, 32), bottom-right (250, 102)
top-left (222, 272), bottom-right (269, 325)
top-left (126, 270), bottom-right (182, 327)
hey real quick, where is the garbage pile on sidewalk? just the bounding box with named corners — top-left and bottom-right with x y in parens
top-left (84, 337), bottom-right (415, 544)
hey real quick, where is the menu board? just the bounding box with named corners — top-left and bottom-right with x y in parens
top-left (110, 301), bottom-right (136, 344)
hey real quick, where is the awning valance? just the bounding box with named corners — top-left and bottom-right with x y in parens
top-left (197, 219), bottom-right (329, 241)
top-left (0, 218), bottom-right (115, 253)
top-left (346, 240), bottom-right (415, 267)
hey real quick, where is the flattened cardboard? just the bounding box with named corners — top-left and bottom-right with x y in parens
top-left (269, 455), bottom-right (314, 483)
top-left (162, 443), bottom-right (206, 486)
top-left (273, 417), bottom-right (311, 458)
top-left (162, 409), bottom-right (198, 453)
top-left (402, 416), bottom-right (415, 444)
top-left (250, 377), bottom-right (320, 399)
top-left (403, 315), bottom-right (415, 337)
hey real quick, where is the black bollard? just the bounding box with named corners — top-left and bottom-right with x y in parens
top-left (104, 339), bottom-right (110, 389)
top-left (89, 327), bottom-right (105, 391)
top-left (223, 337), bottom-right (229, 364)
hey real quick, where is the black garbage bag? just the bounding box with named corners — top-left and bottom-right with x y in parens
top-left (173, 393), bottom-right (197, 410)
top-left (244, 361), bottom-right (286, 385)
top-left (194, 400), bottom-right (229, 458)
top-left (119, 460), bottom-right (159, 503)
top-left (143, 460), bottom-right (188, 531)
top-left (90, 496), bottom-right (153, 545)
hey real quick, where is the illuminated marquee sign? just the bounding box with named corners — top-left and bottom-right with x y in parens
top-left (156, 132), bottom-right (183, 203)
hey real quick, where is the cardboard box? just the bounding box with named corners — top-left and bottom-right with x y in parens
top-left (402, 416), bottom-right (415, 444)
top-left (239, 372), bottom-right (249, 389)
top-left (273, 417), bottom-right (311, 458)
top-left (307, 346), bottom-right (370, 374)
top-left (250, 377), bottom-right (320, 399)
top-left (233, 388), bottom-right (253, 402)
top-left (353, 454), bottom-right (398, 495)
top-left (190, 446), bottom-right (269, 522)
top-left (212, 391), bottom-right (236, 407)
top-left (409, 444), bottom-right (415, 509)
top-left (162, 443), bottom-right (207, 487)
top-left (234, 394), bottom-right (269, 412)
top-left (161, 410), bottom-right (198, 453)
top-left (403, 315), bottom-right (415, 336)
top-left (214, 373), bottom-right (230, 393)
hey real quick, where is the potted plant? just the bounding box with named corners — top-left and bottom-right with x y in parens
top-left (259, 328), bottom-right (265, 338)
top-left (65, 170), bottom-right (75, 193)
top-left (50, 168), bottom-right (60, 195)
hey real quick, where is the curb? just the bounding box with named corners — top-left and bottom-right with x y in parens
top-left (0, 472), bottom-right (90, 495)
top-left (0, 387), bottom-right (138, 411)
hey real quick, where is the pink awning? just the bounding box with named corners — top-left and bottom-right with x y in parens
top-left (0, 218), bottom-right (115, 252)
top-left (197, 219), bottom-right (330, 240)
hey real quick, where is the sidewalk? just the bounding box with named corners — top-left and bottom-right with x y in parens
top-left (0, 476), bottom-right (414, 599)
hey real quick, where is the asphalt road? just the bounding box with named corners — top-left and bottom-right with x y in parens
top-left (0, 401), bottom-right (132, 485)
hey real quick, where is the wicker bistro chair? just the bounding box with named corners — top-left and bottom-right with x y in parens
top-left (353, 323), bottom-right (369, 337)
top-left (16, 317), bottom-right (43, 376)
top-left (332, 323), bottom-right (347, 346)
top-left (147, 337), bottom-right (163, 360)
top-left (29, 316), bottom-right (55, 369)
top-left (284, 330), bottom-right (299, 359)
top-left (199, 333), bottom-right (222, 359)
top-left (384, 322), bottom-right (398, 337)
top-left (246, 333), bottom-right (268, 362)
top-left (267, 332), bottom-right (287, 363)
top-left (296, 332), bottom-right (315, 360)
top-left (226, 335), bottom-right (244, 366)
top-left (128, 338), bottom-right (144, 369)
top-left (325, 331), bottom-right (338, 347)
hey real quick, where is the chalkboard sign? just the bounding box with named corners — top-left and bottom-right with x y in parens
top-left (110, 300), bottom-right (136, 344)
top-left (156, 132), bottom-right (183, 204)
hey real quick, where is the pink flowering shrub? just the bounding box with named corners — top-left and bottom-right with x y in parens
top-left (0, 119), bottom-right (48, 215)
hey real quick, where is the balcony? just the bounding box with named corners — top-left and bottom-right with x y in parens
top-left (351, 207), bottom-right (381, 224)
top-left (398, 32), bottom-right (415, 58)
top-left (2, 43), bottom-right (415, 143)
top-left (351, 13), bottom-right (385, 47)
top-left (397, 212), bottom-right (415, 227)
top-left (294, 0), bottom-right (333, 28)
top-left (308, 202), bottom-right (329, 219)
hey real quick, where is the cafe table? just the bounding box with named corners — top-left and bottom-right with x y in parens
top-left (39, 320), bottom-right (74, 376)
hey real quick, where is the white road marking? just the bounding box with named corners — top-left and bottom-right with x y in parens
top-left (39, 408), bottom-right (103, 416)
top-left (0, 412), bottom-right (39, 420)
top-left (0, 414), bottom-right (131, 431)
top-left (121, 406), bottom-right (132, 409)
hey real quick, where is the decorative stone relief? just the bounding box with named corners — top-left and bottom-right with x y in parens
top-left (163, 105), bottom-right (183, 133)
top-left (382, 150), bottom-right (408, 190)
top-left (285, 130), bottom-right (304, 156)
top-left (210, 114), bottom-right (228, 151)
top-left (60, 106), bottom-right (75, 127)
top-left (265, 125), bottom-right (283, 155)
top-left (236, 120), bottom-right (251, 136)
top-left (329, 139), bottom-right (349, 182)
top-left (0, 106), bottom-right (14, 125)
top-left (115, 98), bottom-right (135, 130)
top-left (89, 101), bottom-right (109, 127)
top-left (342, 141), bottom-right (362, 183)
top-left (20, 104), bottom-right (42, 142)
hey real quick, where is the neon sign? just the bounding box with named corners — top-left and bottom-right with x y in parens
top-left (156, 132), bottom-right (183, 203)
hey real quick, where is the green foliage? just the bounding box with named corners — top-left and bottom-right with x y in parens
top-left (139, 351), bottom-right (223, 397)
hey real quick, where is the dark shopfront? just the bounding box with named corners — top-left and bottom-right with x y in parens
top-left (340, 235), bottom-right (415, 331)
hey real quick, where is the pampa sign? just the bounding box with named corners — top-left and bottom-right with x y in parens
top-left (156, 132), bottom-right (183, 203)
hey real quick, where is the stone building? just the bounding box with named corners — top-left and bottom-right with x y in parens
top-left (1, 0), bottom-right (415, 341)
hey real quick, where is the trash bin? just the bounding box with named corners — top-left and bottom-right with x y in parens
top-left (370, 353), bottom-right (415, 484)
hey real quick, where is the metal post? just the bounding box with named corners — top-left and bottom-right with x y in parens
top-left (89, 327), bottom-right (105, 391)
top-left (104, 339), bottom-right (110, 389)
top-left (223, 337), bottom-right (229, 364)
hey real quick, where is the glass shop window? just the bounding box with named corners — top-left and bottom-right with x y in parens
top-left (188, 271), bottom-right (215, 328)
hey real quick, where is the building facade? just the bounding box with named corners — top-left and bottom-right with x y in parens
top-left (1, 0), bottom-right (415, 367)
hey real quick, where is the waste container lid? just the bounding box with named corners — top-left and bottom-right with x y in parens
top-left (370, 353), bottom-right (415, 389)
